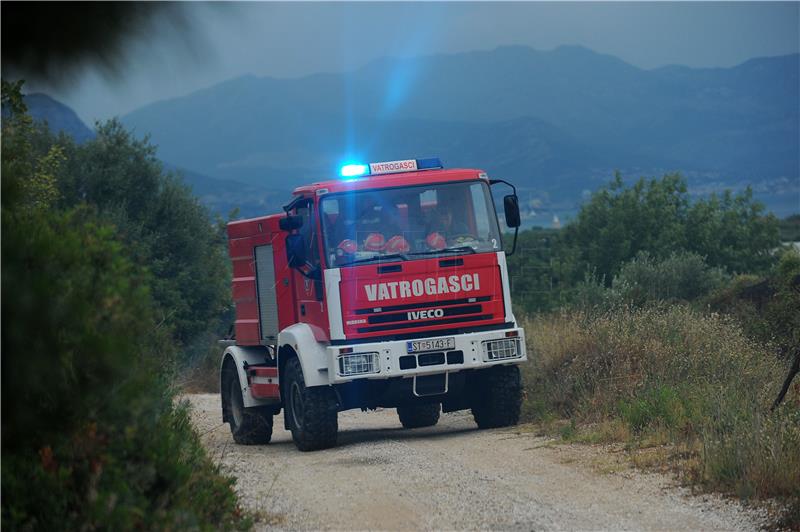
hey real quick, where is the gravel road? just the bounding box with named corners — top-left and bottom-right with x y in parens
top-left (186, 393), bottom-right (763, 531)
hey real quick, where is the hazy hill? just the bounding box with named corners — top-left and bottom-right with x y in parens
top-left (24, 93), bottom-right (95, 143)
top-left (120, 46), bottom-right (798, 220)
top-left (163, 164), bottom-right (287, 219)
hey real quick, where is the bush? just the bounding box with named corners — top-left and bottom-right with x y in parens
top-left (1, 206), bottom-right (248, 530)
top-left (14, 113), bottom-right (231, 355)
top-left (520, 306), bottom-right (799, 512)
top-left (618, 385), bottom-right (691, 434)
top-left (569, 251), bottom-right (728, 312)
top-left (2, 82), bottom-right (248, 530)
top-left (707, 248), bottom-right (800, 357)
top-left (613, 251), bottom-right (728, 306)
top-left (561, 173), bottom-right (779, 284)
top-left (508, 174), bottom-right (778, 316)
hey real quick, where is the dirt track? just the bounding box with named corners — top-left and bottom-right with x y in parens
top-left (186, 393), bottom-right (763, 531)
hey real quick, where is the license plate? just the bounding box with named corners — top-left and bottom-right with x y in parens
top-left (407, 337), bottom-right (455, 353)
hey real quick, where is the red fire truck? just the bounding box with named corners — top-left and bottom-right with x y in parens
top-left (221, 158), bottom-right (526, 451)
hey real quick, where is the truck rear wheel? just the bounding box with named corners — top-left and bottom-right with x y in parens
top-left (471, 365), bottom-right (522, 429)
top-left (284, 357), bottom-right (338, 451)
top-left (397, 403), bottom-right (441, 428)
top-left (222, 365), bottom-right (273, 444)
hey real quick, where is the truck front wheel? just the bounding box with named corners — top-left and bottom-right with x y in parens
top-left (222, 365), bottom-right (273, 444)
top-left (471, 365), bottom-right (522, 429)
top-left (397, 403), bottom-right (441, 428)
top-left (284, 357), bottom-right (338, 451)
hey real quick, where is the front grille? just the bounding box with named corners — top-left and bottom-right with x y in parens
top-left (357, 314), bottom-right (494, 333)
top-left (483, 338), bottom-right (521, 361)
top-left (354, 296), bottom-right (491, 315)
top-left (330, 322), bottom-right (514, 346)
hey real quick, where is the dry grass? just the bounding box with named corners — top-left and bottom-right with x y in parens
top-left (520, 305), bottom-right (800, 525)
top-left (179, 344), bottom-right (221, 393)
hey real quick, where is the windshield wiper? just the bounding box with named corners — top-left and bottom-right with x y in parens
top-left (408, 246), bottom-right (477, 257)
top-left (339, 253), bottom-right (409, 267)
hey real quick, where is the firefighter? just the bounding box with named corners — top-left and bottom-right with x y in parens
top-left (355, 195), bottom-right (403, 252)
top-left (426, 197), bottom-right (474, 249)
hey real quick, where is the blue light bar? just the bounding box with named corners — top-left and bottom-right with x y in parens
top-left (339, 157), bottom-right (443, 178)
top-left (416, 157), bottom-right (443, 170)
top-left (340, 164), bottom-right (369, 177)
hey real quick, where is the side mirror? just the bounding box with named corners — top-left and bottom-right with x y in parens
top-left (279, 215), bottom-right (303, 232)
top-left (285, 233), bottom-right (307, 267)
top-left (503, 195), bottom-right (521, 228)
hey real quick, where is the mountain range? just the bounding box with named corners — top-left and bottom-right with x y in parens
top-left (30, 46), bottom-right (800, 221)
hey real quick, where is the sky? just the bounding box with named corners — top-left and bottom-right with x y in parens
top-left (30, 1), bottom-right (800, 125)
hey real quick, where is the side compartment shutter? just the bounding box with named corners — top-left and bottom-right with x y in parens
top-left (255, 245), bottom-right (278, 341)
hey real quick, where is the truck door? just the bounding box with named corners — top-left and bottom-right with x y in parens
top-left (293, 198), bottom-right (329, 341)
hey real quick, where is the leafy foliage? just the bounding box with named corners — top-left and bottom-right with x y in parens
top-left (54, 120), bottom-right (230, 347)
top-left (685, 189), bottom-right (780, 274)
top-left (506, 227), bottom-right (571, 312)
top-left (563, 173), bottom-right (779, 281)
top-left (572, 251), bottom-right (729, 311)
top-left (1, 81), bottom-right (246, 530)
top-left (706, 248), bottom-right (800, 357)
top-left (779, 214), bottom-right (800, 242)
top-left (510, 173), bottom-right (781, 314)
top-left (563, 173), bottom-right (692, 283)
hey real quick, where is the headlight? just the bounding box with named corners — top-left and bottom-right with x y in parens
top-left (483, 338), bottom-right (521, 361)
top-left (338, 352), bottom-right (380, 376)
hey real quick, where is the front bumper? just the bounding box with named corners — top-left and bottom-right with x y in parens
top-left (325, 326), bottom-right (526, 384)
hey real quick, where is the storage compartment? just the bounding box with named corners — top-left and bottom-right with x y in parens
top-left (255, 245), bottom-right (279, 341)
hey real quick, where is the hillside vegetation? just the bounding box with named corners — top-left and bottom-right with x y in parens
top-left (512, 175), bottom-right (799, 526)
top-left (1, 81), bottom-right (246, 530)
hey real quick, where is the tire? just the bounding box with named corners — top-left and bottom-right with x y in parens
top-left (283, 357), bottom-right (338, 451)
top-left (397, 403), bottom-right (441, 428)
top-left (471, 365), bottom-right (522, 429)
top-left (222, 365), bottom-right (273, 444)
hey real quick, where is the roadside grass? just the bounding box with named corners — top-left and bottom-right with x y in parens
top-left (181, 341), bottom-right (222, 393)
top-left (520, 305), bottom-right (800, 526)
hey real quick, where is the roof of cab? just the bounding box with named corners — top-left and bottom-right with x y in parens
top-left (292, 168), bottom-right (487, 197)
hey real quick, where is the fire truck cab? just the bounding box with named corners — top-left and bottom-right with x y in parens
top-left (221, 158), bottom-right (526, 451)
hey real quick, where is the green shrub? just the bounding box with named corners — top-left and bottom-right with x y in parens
top-left (569, 252), bottom-right (729, 313)
top-left (520, 306), bottom-right (799, 513)
top-left (707, 248), bottom-right (800, 357)
top-left (11, 110), bottom-right (231, 355)
top-left (618, 385), bottom-right (690, 434)
top-left (561, 173), bottom-right (779, 286)
top-left (613, 251), bottom-right (728, 306)
top-left (509, 174), bottom-right (780, 316)
top-left (1, 206), bottom-right (248, 530)
top-left (2, 82), bottom-right (248, 531)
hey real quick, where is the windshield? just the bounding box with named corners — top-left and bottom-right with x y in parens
top-left (320, 181), bottom-right (502, 267)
